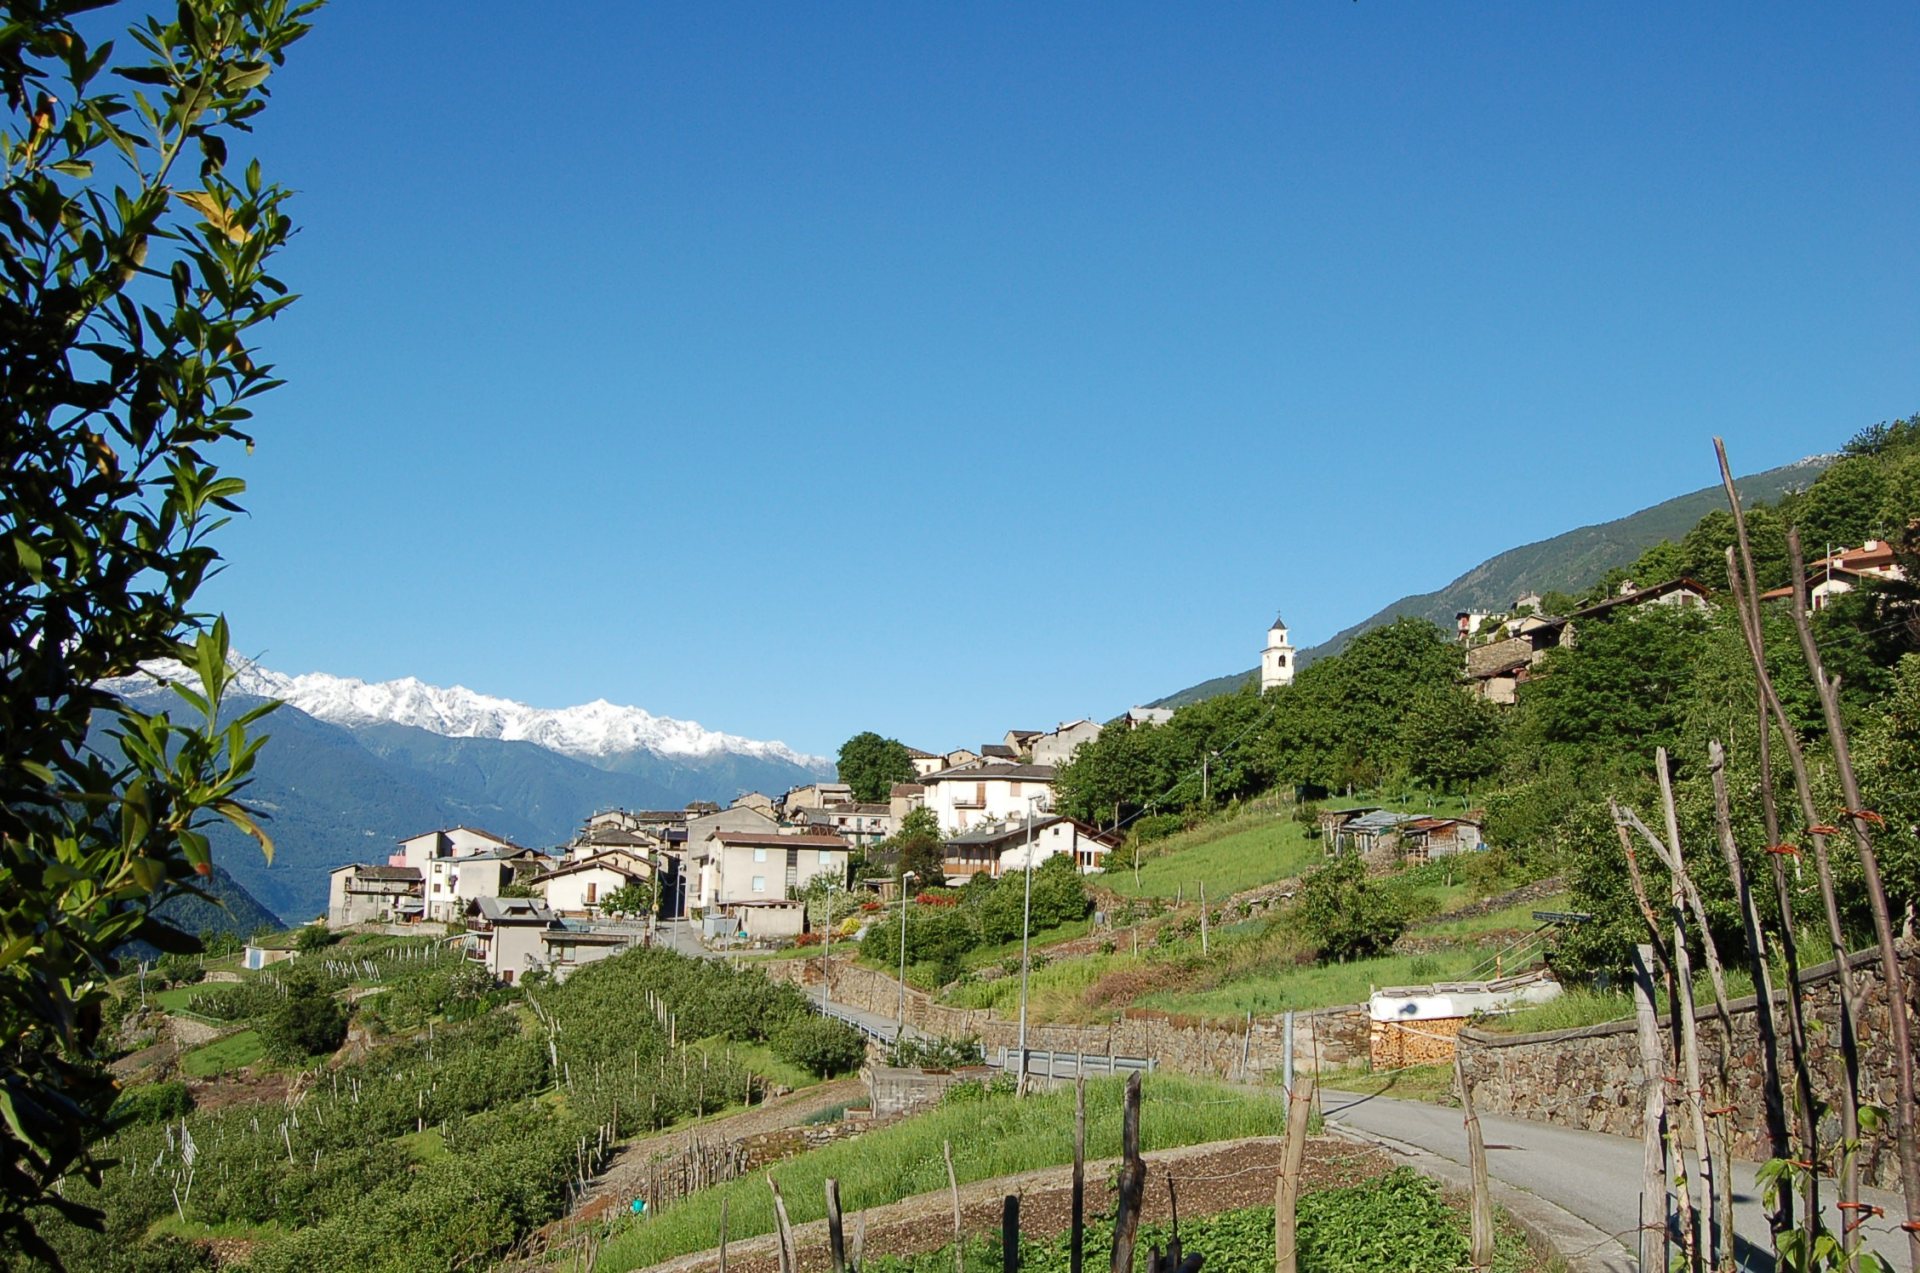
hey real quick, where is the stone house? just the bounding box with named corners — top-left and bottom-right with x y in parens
top-left (905, 747), bottom-right (946, 778)
top-left (1029, 719), bottom-right (1103, 767)
top-left (1467, 578), bottom-right (1713, 702)
top-left (889, 782), bottom-right (926, 825)
top-left (782, 781), bottom-right (854, 813)
top-left (326, 864), bottom-right (422, 927)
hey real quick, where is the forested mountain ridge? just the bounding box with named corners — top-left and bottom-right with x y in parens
top-left (1062, 414), bottom-right (1920, 979)
top-left (1150, 454), bottom-right (1831, 708)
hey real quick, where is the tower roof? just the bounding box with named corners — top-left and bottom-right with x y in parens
top-left (1270, 612), bottom-right (1287, 631)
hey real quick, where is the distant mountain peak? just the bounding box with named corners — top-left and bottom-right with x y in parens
top-left (111, 661), bottom-right (830, 769)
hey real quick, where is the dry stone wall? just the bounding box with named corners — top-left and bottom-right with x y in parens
top-left (1457, 942), bottom-right (1919, 1193)
top-left (770, 956), bottom-right (1368, 1079)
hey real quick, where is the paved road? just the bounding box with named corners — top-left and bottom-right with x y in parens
top-left (1322, 1087), bottom-right (1909, 1272)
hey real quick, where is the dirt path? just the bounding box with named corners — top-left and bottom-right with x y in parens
top-left (573, 1078), bottom-right (867, 1219)
top-left (639, 1134), bottom-right (1392, 1273)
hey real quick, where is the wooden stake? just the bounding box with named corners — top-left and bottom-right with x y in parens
top-left (1002, 1194), bottom-right (1021, 1273)
top-left (826, 1177), bottom-right (848, 1273)
top-left (770, 1177), bottom-right (797, 1273)
top-left (1071, 1074), bottom-right (1086, 1273)
top-left (1455, 1051), bottom-right (1494, 1269)
top-left (1632, 944), bottom-right (1669, 1273)
top-left (1274, 1071), bottom-right (1314, 1273)
top-left (945, 1140), bottom-right (965, 1273)
top-left (1783, 525), bottom-right (1920, 1269)
top-left (1112, 1072), bottom-right (1145, 1273)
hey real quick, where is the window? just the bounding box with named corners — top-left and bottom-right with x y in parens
top-left (752, 875), bottom-right (766, 892)
top-left (586, 882), bottom-right (598, 904)
top-left (753, 848), bottom-right (767, 862)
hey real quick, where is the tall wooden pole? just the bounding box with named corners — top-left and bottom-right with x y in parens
top-left (1632, 944), bottom-right (1669, 1273)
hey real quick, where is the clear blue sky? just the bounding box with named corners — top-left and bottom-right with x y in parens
top-left (189, 2), bottom-right (1918, 758)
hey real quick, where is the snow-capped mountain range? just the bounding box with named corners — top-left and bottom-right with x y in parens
top-left (98, 661), bottom-right (836, 923)
top-left (115, 661), bottom-right (829, 769)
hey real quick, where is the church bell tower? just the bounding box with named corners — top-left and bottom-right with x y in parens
top-left (1260, 613), bottom-right (1295, 691)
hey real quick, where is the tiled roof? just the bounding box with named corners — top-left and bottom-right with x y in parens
top-left (713, 831), bottom-right (850, 849)
top-left (920, 762), bottom-right (1058, 783)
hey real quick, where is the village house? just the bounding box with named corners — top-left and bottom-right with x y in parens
top-left (905, 746), bottom-right (946, 778)
top-left (940, 814), bottom-right (1115, 882)
top-left (943, 748), bottom-right (981, 769)
top-left (564, 822), bottom-right (660, 861)
top-left (392, 829), bottom-right (549, 923)
top-left (782, 781), bottom-right (854, 813)
top-left (669, 804), bottom-right (781, 918)
top-left (1465, 577), bottom-right (1714, 703)
top-left (1029, 720), bottom-right (1103, 767)
top-left (326, 864), bottom-right (422, 927)
top-left (1125, 706), bottom-right (1174, 729)
top-left (979, 743), bottom-right (1019, 761)
top-left (919, 761), bottom-right (1057, 833)
top-left (463, 896), bottom-right (556, 985)
top-left (1003, 729), bottom-right (1042, 756)
top-left (429, 844), bottom-right (548, 923)
top-left (462, 897), bottom-right (641, 984)
top-left (535, 850), bottom-right (656, 918)
top-left (794, 801), bottom-right (893, 846)
top-left (889, 781), bottom-right (926, 825)
top-left (730, 790), bottom-right (777, 815)
top-left (698, 829), bottom-right (849, 910)
top-left (1760, 538), bottom-right (1907, 610)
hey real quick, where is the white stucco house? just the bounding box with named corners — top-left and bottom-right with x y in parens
top-left (941, 814), bottom-right (1114, 882)
top-left (919, 762), bottom-right (1056, 833)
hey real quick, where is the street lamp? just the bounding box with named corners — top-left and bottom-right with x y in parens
top-left (896, 869), bottom-right (917, 1032)
top-left (1015, 793), bottom-right (1041, 1093)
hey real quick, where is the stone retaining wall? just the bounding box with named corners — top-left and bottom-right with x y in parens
top-left (1458, 941), bottom-right (1919, 1192)
top-left (773, 956), bottom-right (1369, 1079)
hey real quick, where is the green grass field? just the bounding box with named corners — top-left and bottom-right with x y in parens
top-left (598, 1074), bottom-right (1291, 1270)
top-left (1137, 948), bottom-right (1487, 1018)
top-left (180, 1030), bottom-right (265, 1078)
top-left (1103, 813), bottom-right (1321, 900)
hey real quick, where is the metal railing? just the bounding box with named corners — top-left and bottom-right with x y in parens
top-left (991, 1047), bottom-right (1155, 1079)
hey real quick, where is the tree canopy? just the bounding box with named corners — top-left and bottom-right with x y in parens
top-left (1, 1), bottom-right (316, 1251)
top-left (836, 731), bottom-right (917, 803)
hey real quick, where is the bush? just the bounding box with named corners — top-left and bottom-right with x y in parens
top-left (110, 1081), bottom-right (193, 1128)
top-left (294, 924), bottom-right (333, 955)
top-left (771, 1016), bottom-right (867, 1078)
top-left (887, 1034), bottom-right (983, 1069)
top-left (258, 983), bottom-right (348, 1064)
top-left (155, 953), bottom-right (205, 987)
top-left (1298, 854), bottom-right (1408, 961)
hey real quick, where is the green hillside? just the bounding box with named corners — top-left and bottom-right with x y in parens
top-left (1150, 455), bottom-right (1828, 708)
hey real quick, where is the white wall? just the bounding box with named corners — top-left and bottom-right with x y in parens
top-left (925, 774), bottom-right (1054, 833)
